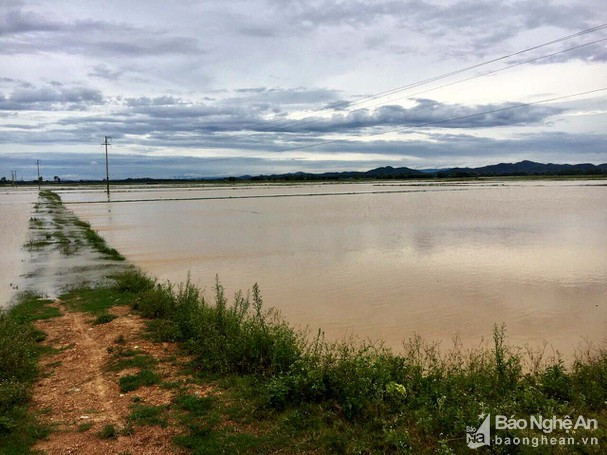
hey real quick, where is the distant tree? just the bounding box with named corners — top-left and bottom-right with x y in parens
top-left (0, 176), bottom-right (6, 183)
top-left (53, 176), bottom-right (61, 183)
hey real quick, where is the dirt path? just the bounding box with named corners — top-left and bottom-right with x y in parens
top-left (31, 303), bottom-right (189, 455)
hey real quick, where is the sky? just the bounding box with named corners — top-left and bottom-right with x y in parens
top-left (1, 0), bottom-right (606, 180)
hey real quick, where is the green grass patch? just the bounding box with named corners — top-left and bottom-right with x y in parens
top-left (29, 217), bottom-right (44, 228)
top-left (174, 394), bottom-right (215, 417)
top-left (97, 424), bottom-right (118, 439)
top-left (60, 287), bottom-right (134, 315)
top-left (0, 293), bottom-right (57, 453)
top-left (128, 404), bottom-right (167, 427)
top-left (81, 228), bottom-right (125, 261)
top-left (24, 239), bottom-right (52, 250)
top-left (38, 190), bottom-right (124, 261)
top-left (119, 369), bottom-right (161, 393)
top-left (8, 293), bottom-right (60, 324)
top-left (77, 422), bottom-right (93, 432)
top-left (93, 313), bottom-right (117, 325)
top-left (108, 353), bottom-right (157, 372)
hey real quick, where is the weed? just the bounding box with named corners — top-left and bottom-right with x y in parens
top-left (119, 369), bottom-right (161, 393)
top-left (97, 424), bottom-right (118, 439)
top-left (77, 422), bottom-right (93, 432)
top-left (128, 404), bottom-right (167, 427)
top-left (174, 394), bottom-right (214, 417)
top-left (0, 293), bottom-right (56, 452)
top-left (108, 354), bottom-right (157, 372)
top-left (114, 334), bottom-right (126, 344)
top-left (93, 313), bottom-right (117, 325)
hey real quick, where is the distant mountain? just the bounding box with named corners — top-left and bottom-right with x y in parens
top-left (242, 166), bottom-right (425, 181)
top-left (436, 160), bottom-right (607, 177)
top-left (238, 161), bottom-right (607, 181)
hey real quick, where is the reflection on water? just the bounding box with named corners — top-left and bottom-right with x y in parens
top-left (61, 181), bottom-right (607, 356)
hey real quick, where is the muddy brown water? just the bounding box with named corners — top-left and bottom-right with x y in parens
top-left (0, 188), bottom-right (37, 305)
top-left (5, 181), bottom-right (607, 358)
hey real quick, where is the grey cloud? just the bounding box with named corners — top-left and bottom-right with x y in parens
top-left (88, 65), bottom-right (124, 80)
top-left (259, 99), bottom-right (562, 133)
top-left (0, 86), bottom-right (103, 110)
top-left (0, 6), bottom-right (202, 57)
top-left (2, 130), bottom-right (605, 180)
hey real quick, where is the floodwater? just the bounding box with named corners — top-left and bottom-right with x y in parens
top-left (54, 181), bottom-right (607, 355)
top-left (0, 189), bottom-right (37, 305)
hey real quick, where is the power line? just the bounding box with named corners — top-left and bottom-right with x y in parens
top-left (274, 87), bottom-right (607, 153)
top-left (243, 22), bottom-right (607, 133)
top-left (261, 37), bottom-right (607, 134)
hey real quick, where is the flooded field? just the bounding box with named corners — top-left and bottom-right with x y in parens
top-left (0, 189), bottom-right (37, 305)
top-left (7, 180), bottom-right (607, 356)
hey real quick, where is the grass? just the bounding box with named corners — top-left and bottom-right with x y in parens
top-left (77, 422), bottom-right (93, 432)
top-left (29, 217), bottom-right (44, 228)
top-left (97, 424), bottom-right (118, 439)
top-left (174, 394), bottom-right (215, 417)
top-left (39, 191), bottom-right (124, 261)
top-left (119, 369), bottom-right (162, 393)
top-left (93, 313), bottom-right (117, 325)
top-left (60, 287), bottom-right (134, 315)
top-left (107, 269), bottom-right (607, 453)
top-left (0, 293), bottom-right (59, 453)
top-left (107, 352), bottom-right (157, 372)
top-left (128, 404), bottom-right (167, 427)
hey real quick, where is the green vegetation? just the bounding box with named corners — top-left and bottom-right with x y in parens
top-left (119, 369), bottom-right (162, 393)
top-left (97, 424), bottom-right (118, 439)
top-left (0, 293), bottom-right (59, 453)
top-left (77, 422), bottom-right (93, 432)
top-left (107, 351), bottom-right (157, 372)
top-left (61, 287), bottom-right (133, 315)
top-left (72, 219), bottom-right (125, 261)
top-left (107, 270), bottom-right (607, 453)
top-left (128, 404), bottom-right (167, 427)
top-left (93, 312), bottom-right (117, 325)
top-left (37, 191), bottom-right (124, 261)
top-left (8, 189), bottom-right (607, 452)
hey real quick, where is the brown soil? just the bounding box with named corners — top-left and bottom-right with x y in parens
top-left (31, 303), bottom-right (200, 455)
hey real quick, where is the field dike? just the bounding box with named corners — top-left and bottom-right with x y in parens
top-left (1, 190), bottom-right (606, 454)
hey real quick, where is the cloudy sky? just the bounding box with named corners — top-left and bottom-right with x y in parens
top-left (1, 0), bottom-right (606, 180)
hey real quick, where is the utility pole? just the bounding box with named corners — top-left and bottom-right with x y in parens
top-left (102, 136), bottom-right (112, 196)
top-left (36, 160), bottom-right (41, 190)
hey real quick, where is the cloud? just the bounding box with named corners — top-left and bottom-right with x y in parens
top-left (1, 129), bottom-right (605, 180)
top-left (0, 85), bottom-right (104, 110)
top-left (0, 6), bottom-right (203, 57)
top-left (0, 0), bottom-right (606, 179)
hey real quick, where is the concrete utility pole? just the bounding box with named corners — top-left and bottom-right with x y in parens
top-left (36, 160), bottom-right (41, 190)
top-left (102, 136), bottom-right (112, 196)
